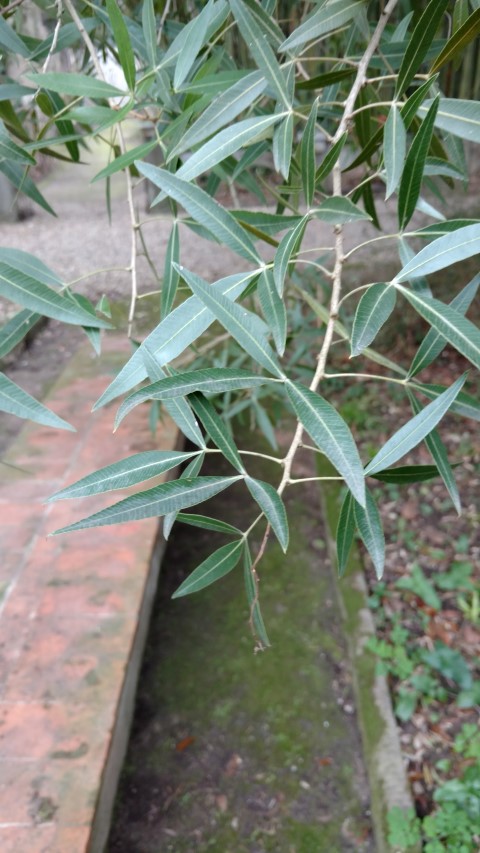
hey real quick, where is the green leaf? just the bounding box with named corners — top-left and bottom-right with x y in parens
top-left (410, 219), bottom-right (480, 238)
top-left (0, 121), bottom-right (35, 165)
top-left (414, 382), bottom-right (480, 421)
top-left (242, 0), bottom-right (284, 47)
top-left (0, 83), bottom-right (37, 102)
top-left (142, 0), bottom-right (157, 67)
top-left (273, 215), bottom-right (309, 296)
top-left (315, 132), bottom-right (347, 185)
top-left (371, 464), bottom-right (457, 484)
top-left (27, 72), bottom-right (126, 99)
top-left (244, 545), bottom-right (270, 648)
top-left (0, 160), bottom-right (55, 216)
top-left (272, 112), bottom-right (294, 180)
top-left (245, 476), bottom-right (288, 552)
top-left (384, 105), bottom-right (406, 200)
top-left (419, 97), bottom-right (480, 143)
top-left (313, 196), bottom-right (371, 224)
top-left (354, 489), bottom-right (385, 579)
top-left (395, 0), bottom-right (449, 97)
top-left (0, 249), bottom-right (62, 287)
top-left (180, 266), bottom-right (283, 377)
top-left (161, 220), bottom-right (179, 318)
top-left (173, 0), bottom-right (214, 89)
top-left (161, 0), bottom-right (229, 71)
top-left (168, 71), bottom-right (266, 159)
top-left (106, 0), bottom-right (136, 91)
top-left (176, 513), bottom-right (242, 535)
top-left (258, 268), bottom-right (287, 356)
top-left (142, 348), bottom-right (205, 448)
top-left (351, 283), bottom-right (396, 356)
top-left (92, 140), bottom-right (157, 182)
top-left (408, 274), bottom-right (480, 378)
top-left (431, 9), bottom-right (480, 72)
top-left (135, 163), bottom-right (260, 263)
top-left (190, 393), bottom-right (245, 473)
top-left (396, 224), bottom-right (480, 280)
top-left (286, 381), bottom-right (365, 506)
top-left (0, 372), bottom-right (73, 431)
top-left (398, 96), bottom-right (439, 231)
top-left (336, 490), bottom-right (355, 577)
top-left (174, 114), bottom-right (284, 184)
top-left (297, 69), bottom-right (355, 90)
top-left (398, 288), bottom-right (480, 370)
top-left (0, 16), bottom-right (30, 57)
top-left (364, 374), bottom-right (466, 476)
top-left (172, 539), bottom-right (244, 598)
top-left (0, 263), bottom-right (110, 328)
top-left (279, 0), bottom-right (365, 54)
top-left (163, 452), bottom-right (205, 540)
top-left (230, 0), bottom-right (291, 109)
top-left (115, 368), bottom-right (269, 429)
top-left (407, 391), bottom-right (461, 514)
top-left (232, 210), bottom-right (302, 237)
top-left (301, 99), bottom-right (318, 207)
top-left (53, 476), bottom-right (242, 535)
top-left (0, 309), bottom-right (40, 360)
top-left (94, 271), bottom-right (257, 408)
top-left (49, 450), bottom-right (199, 502)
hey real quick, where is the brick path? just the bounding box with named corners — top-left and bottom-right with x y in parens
top-left (0, 339), bottom-right (178, 853)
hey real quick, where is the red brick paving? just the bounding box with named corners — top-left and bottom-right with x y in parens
top-left (0, 339), bottom-right (178, 852)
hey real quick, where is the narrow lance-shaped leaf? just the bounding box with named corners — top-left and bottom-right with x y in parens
top-left (168, 71), bottom-right (267, 159)
top-left (0, 263), bottom-right (110, 328)
top-left (230, 0), bottom-right (291, 109)
top-left (407, 390), bottom-right (461, 515)
top-left (106, 0), bottom-right (136, 91)
top-left (161, 220), bottom-right (179, 318)
top-left (245, 476), bottom-right (289, 552)
top-left (370, 464), bottom-right (458, 484)
top-left (142, 0), bottom-right (157, 67)
top-left (160, 0), bottom-right (229, 71)
top-left (173, 114), bottom-right (284, 184)
top-left (397, 287), bottom-right (480, 371)
top-left (135, 163), bottom-right (260, 264)
top-left (0, 15), bottom-right (30, 57)
top-left (313, 197), bottom-right (371, 224)
top-left (395, 0), bottom-right (449, 97)
top-left (364, 374), bottom-right (467, 476)
top-left (396, 223), bottom-right (480, 280)
top-left (431, 8), bottom-right (480, 72)
top-left (49, 450), bottom-right (199, 502)
top-left (258, 268), bottom-right (287, 356)
top-left (418, 97), bottom-right (480, 143)
top-left (273, 215), bottom-right (309, 296)
top-left (175, 513), bottom-right (242, 536)
top-left (173, 538), bottom-right (244, 599)
top-left (190, 393), bottom-right (245, 473)
top-left (142, 348), bottom-right (205, 448)
top-left (0, 249), bottom-right (62, 287)
top-left (0, 309), bottom-right (40, 360)
top-left (0, 160), bottom-right (55, 216)
top-left (315, 132), bottom-right (347, 185)
top-left (94, 270), bottom-right (258, 408)
top-left (350, 283), bottom-right (397, 357)
top-left (300, 99), bottom-right (318, 207)
top-left (180, 266), bottom-right (283, 377)
top-left (0, 372), bottom-right (74, 431)
top-left (279, 0), bottom-right (365, 53)
top-left (408, 274), bottom-right (480, 378)
top-left (354, 490), bottom-right (385, 580)
top-left (273, 112), bottom-right (293, 180)
top-left (398, 236), bottom-right (431, 296)
top-left (244, 545), bottom-right (270, 648)
top-left (164, 452), bottom-right (205, 540)
top-left (286, 381), bottom-right (365, 506)
top-left (52, 476), bottom-right (242, 535)
top-left (336, 490), bottom-right (355, 577)
top-left (173, 0), bottom-right (214, 90)
top-left (384, 104), bottom-right (406, 200)
top-left (413, 382), bottom-right (480, 423)
top-left (398, 96), bottom-right (439, 231)
top-left (28, 72), bottom-right (126, 98)
top-left (92, 139), bottom-right (158, 183)
top-left (0, 121), bottom-right (35, 164)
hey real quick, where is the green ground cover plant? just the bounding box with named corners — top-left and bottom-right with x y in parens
top-left (0, 0), bottom-right (479, 652)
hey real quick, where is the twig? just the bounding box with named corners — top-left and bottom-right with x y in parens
top-left (41, 0), bottom-right (63, 73)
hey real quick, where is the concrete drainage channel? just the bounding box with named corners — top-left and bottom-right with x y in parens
top-left (105, 438), bottom-right (416, 853)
